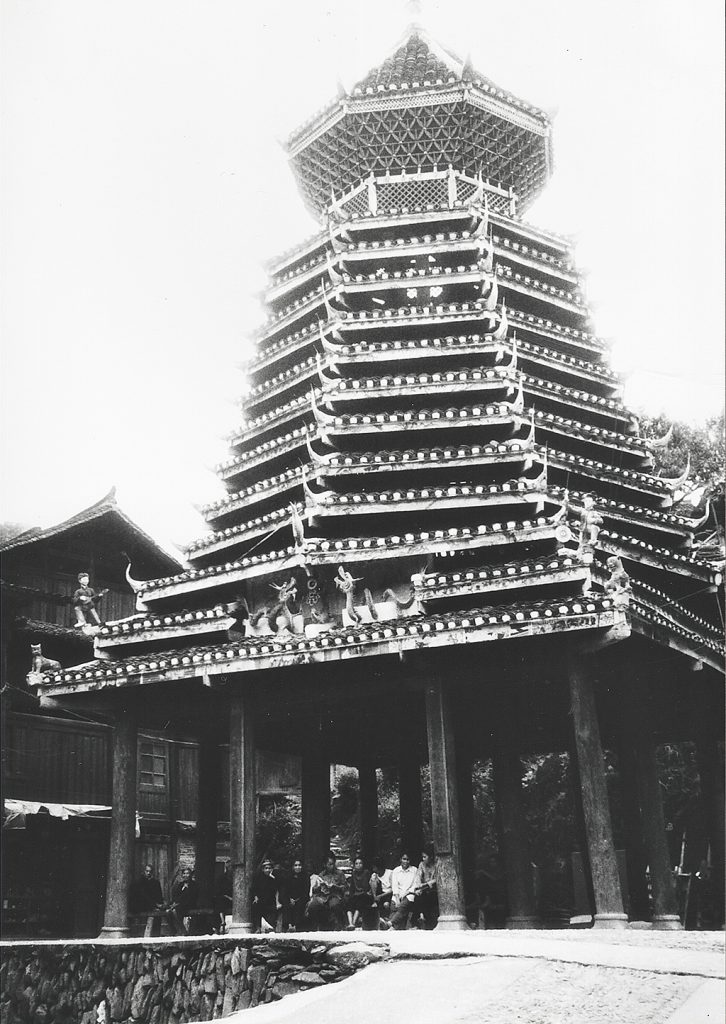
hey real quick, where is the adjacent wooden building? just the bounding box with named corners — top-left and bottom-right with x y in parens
top-left (29, 27), bottom-right (725, 935)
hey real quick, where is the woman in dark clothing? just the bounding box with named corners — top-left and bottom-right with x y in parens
top-left (251, 858), bottom-right (279, 932)
top-left (346, 855), bottom-right (372, 929)
top-left (170, 866), bottom-right (199, 934)
top-left (281, 857), bottom-right (309, 932)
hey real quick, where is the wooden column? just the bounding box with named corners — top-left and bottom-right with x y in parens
top-left (425, 680), bottom-right (467, 929)
top-left (622, 679), bottom-right (680, 928)
top-left (302, 751), bottom-right (330, 873)
top-left (455, 750), bottom-right (477, 923)
top-left (695, 730), bottom-right (725, 928)
top-left (358, 764), bottom-right (378, 866)
top-left (491, 722), bottom-right (538, 928)
top-left (636, 736), bottom-right (681, 928)
top-left (617, 734), bottom-right (649, 920)
top-left (398, 757), bottom-right (423, 860)
top-left (100, 706), bottom-right (137, 938)
top-left (228, 691), bottom-right (256, 934)
top-left (568, 750), bottom-right (596, 921)
top-left (195, 733), bottom-right (220, 912)
top-left (567, 647), bottom-right (627, 928)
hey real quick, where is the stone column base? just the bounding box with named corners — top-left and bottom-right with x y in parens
top-left (99, 926), bottom-right (130, 939)
top-left (226, 921), bottom-right (255, 935)
top-left (435, 914), bottom-right (469, 930)
top-left (652, 914), bottom-right (682, 930)
top-left (505, 915), bottom-right (539, 929)
top-left (593, 912), bottom-right (628, 929)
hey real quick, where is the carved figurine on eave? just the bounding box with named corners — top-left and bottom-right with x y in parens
top-left (73, 571), bottom-right (108, 634)
top-left (26, 644), bottom-right (61, 688)
top-left (577, 495), bottom-right (603, 565)
top-left (604, 555), bottom-right (632, 608)
top-left (246, 577), bottom-right (304, 637)
top-left (302, 565), bottom-right (334, 638)
top-left (335, 565), bottom-right (421, 627)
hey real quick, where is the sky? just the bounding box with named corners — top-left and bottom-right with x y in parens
top-left (1, 0), bottom-right (723, 551)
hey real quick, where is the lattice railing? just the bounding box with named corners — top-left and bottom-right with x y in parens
top-left (377, 176), bottom-right (448, 209)
top-left (335, 169), bottom-right (516, 220)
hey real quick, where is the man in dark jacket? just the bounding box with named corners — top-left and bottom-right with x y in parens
top-left (130, 864), bottom-right (164, 914)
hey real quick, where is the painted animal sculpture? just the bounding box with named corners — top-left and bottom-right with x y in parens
top-left (30, 644), bottom-right (61, 674)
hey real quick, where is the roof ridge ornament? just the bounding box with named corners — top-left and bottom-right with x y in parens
top-left (306, 433), bottom-right (335, 463)
top-left (125, 561), bottom-right (150, 612)
top-left (484, 276), bottom-right (498, 313)
top-left (661, 453), bottom-right (690, 490)
top-left (316, 351), bottom-right (341, 390)
top-left (309, 387), bottom-right (336, 427)
top-left (649, 422), bottom-right (674, 449)
top-left (492, 301), bottom-right (508, 341)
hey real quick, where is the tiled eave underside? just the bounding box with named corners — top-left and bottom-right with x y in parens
top-left (287, 86), bottom-right (550, 159)
top-left (250, 307), bottom-right (604, 376)
top-left (38, 601), bottom-right (626, 693)
top-left (266, 209), bottom-right (570, 282)
top-left (630, 606), bottom-right (724, 674)
top-left (137, 523), bottom-right (564, 603)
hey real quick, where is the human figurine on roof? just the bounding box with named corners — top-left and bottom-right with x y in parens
top-left (72, 572), bottom-right (107, 628)
top-left (577, 495), bottom-right (603, 564)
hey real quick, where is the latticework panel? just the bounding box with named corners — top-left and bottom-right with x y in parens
top-left (291, 101), bottom-right (548, 217)
top-left (342, 188), bottom-right (370, 217)
top-left (377, 176), bottom-right (448, 209)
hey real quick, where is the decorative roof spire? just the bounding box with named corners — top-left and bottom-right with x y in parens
top-left (405, 0), bottom-right (424, 29)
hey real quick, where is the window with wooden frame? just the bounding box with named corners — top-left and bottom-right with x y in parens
top-left (138, 739), bottom-right (167, 790)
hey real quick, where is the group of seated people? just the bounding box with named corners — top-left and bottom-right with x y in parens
top-left (129, 864), bottom-right (201, 934)
top-left (252, 847), bottom-right (439, 932)
top-left (130, 846), bottom-right (440, 934)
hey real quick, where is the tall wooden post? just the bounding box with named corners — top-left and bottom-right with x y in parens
top-left (398, 758), bottom-right (423, 860)
top-left (425, 679), bottom-right (467, 929)
top-left (622, 679), bottom-right (680, 928)
top-left (616, 735), bottom-right (649, 920)
top-left (636, 737), bottom-right (681, 928)
top-left (100, 705), bottom-right (137, 938)
top-left (567, 647), bottom-right (627, 928)
top-left (568, 749), bottom-right (596, 920)
top-left (695, 729), bottom-right (725, 928)
top-left (196, 733), bottom-right (220, 912)
top-left (358, 764), bottom-right (378, 866)
top-left (455, 749), bottom-right (476, 923)
top-left (302, 751), bottom-right (330, 873)
top-left (491, 724), bottom-right (538, 928)
top-left (228, 691), bottom-right (256, 934)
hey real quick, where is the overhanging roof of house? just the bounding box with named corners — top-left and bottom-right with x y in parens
top-left (0, 488), bottom-right (183, 574)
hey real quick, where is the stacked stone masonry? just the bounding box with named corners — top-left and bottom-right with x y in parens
top-left (0, 940), bottom-right (384, 1024)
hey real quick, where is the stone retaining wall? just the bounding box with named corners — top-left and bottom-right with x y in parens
top-left (0, 938), bottom-right (386, 1024)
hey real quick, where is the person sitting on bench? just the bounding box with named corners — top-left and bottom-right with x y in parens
top-left (280, 857), bottom-right (309, 932)
top-left (306, 851), bottom-right (347, 930)
top-left (389, 851), bottom-right (418, 930)
top-left (346, 854), bottom-right (372, 929)
top-left (413, 846), bottom-right (439, 929)
top-left (251, 858), bottom-right (279, 933)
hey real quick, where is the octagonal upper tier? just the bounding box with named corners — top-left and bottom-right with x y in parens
top-left (286, 27), bottom-right (552, 219)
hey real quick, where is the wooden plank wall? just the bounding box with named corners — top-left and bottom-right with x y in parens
top-left (5, 713), bottom-right (112, 805)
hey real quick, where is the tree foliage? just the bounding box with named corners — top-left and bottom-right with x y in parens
top-left (640, 410), bottom-right (725, 487)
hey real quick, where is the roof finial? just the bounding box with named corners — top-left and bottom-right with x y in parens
top-left (405, 0), bottom-right (423, 29)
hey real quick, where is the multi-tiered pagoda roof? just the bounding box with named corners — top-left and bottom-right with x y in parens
top-left (39, 27), bottom-right (724, 693)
